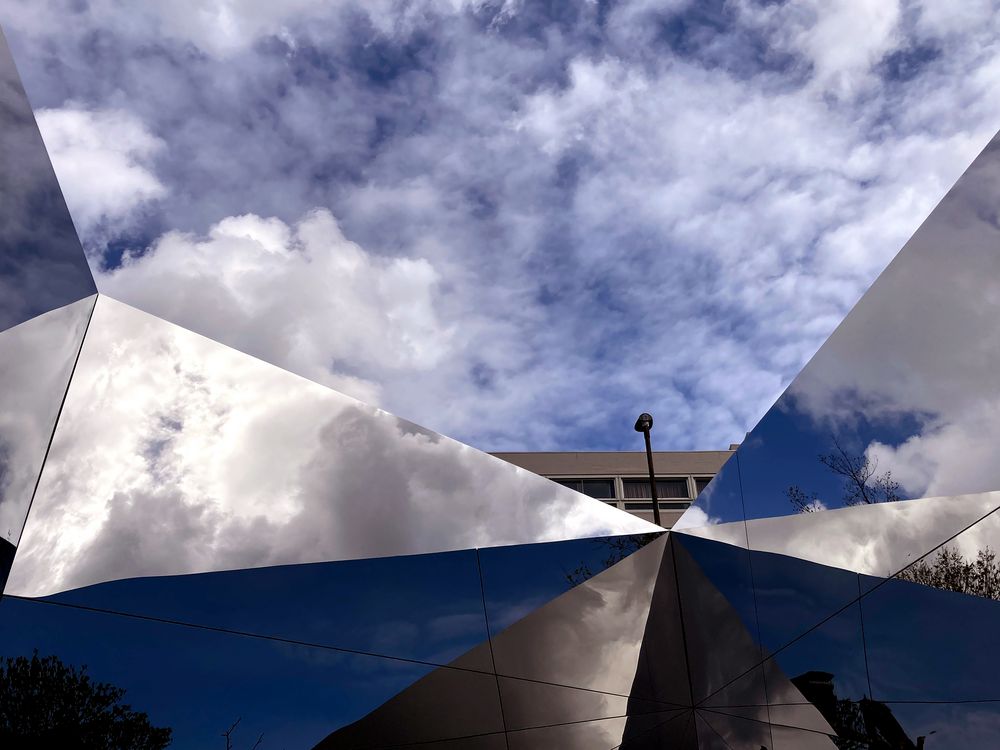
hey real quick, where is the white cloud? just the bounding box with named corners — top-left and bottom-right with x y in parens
top-left (35, 107), bottom-right (165, 239)
top-left (684, 490), bottom-right (1000, 579)
top-left (7, 0), bottom-right (1000, 453)
top-left (7, 296), bottom-right (655, 597)
top-left (98, 209), bottom-right (448, 403)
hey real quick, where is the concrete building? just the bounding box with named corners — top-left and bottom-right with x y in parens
top-left (493, 447), bottom-right (738, 527)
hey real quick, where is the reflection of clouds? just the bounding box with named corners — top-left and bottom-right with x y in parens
top-left (9, 296), bottom-right (654, 597)
top-left (0, 297), bottom-right (93, 545)
top-left (476, 537), bottom-right (666, 742)
top-left (0, 31), bottom-right (96, 332)
top-left (684, 491), bottom-right (1000, 578)
top-left (671, 504), bottom-right (719, 531)
top-left (783, 135), bottom-right (1000, 499)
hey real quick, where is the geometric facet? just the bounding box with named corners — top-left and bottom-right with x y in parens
top-left (8, 296), bottom-right (657, 597)
top-left (678, 129), bottom-right (1000, 530)
top-left (0, 295), bottom-right (94, 586)
top-left (0, 29), bottom-right (96, 334)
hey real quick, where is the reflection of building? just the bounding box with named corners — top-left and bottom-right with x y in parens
top-left (493, 448), bottom-right (736, 527)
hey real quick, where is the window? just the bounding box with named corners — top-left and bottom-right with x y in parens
top-left (695, 477), bottom-right (714, 495)
top-left (554, 478), bottom-right (616, 500)
top-left (624, 501), bottom-right (691, 511)
top-left (622, 478), bottom-right (689, 499)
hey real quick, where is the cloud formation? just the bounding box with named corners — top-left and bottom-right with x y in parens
top-left (7, 297), bottom-right (654, 597)
top-left (5, 1), bottom-right (1000, 450)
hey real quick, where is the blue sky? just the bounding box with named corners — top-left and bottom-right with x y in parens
top-left (4, 0), bottom-right (1000, 451)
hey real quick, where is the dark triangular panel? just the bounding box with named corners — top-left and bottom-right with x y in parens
top-left (860, 571), bottom-right (1000, 747)
top-left (489, 535), bottom-right (672, 731)
top-left (749, 549), bottom-right (870, 737)
top-left (321, 536), bottom-right (669, 748)
top-left (504, 709), bottom-right (688, 750)
top-left (38, 548), bottom-right (492, 670)
top-left (0, 29), bottom-right (96, 333)
top-left (670, 533), bottom-right (762, 705)
top-left (478, 532), bottom-right (663, 639)
top-left (0, 593), bottom-right (454, 748)
top-left (0, 295), bottom-right (94, 592)
top-left (676, 129), bottom-right (1000, 534)
top-left (860, 502), bottom-right (1000, 746)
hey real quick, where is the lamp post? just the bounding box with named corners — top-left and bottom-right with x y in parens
top-left (634, 412), bottom-right (660, 526)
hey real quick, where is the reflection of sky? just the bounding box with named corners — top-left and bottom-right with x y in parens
top-left (862, 574), bottom-right (1000, 746)
top-left (0, 596), bottom-right (430, 748)
top-left (681, 133), bottom-right (1000, 533)
top-left (686, 491), bottom-right (1000, 582)
top-left (0, 297), bottom-right (92, 545)
top-left (0, 31), bottom-right (96, 332)
top-left (46, 549), bottom-right (490, 667)
top-left (9, 295), bottom-right (654, 597)
top-left (479, 533), bottom-right (661, 636)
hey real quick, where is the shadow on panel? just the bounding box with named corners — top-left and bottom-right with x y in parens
top-left (9, 295), bottom-right (656, 598)
top-left (0, 30), bottom-right (96, 333)
top-left (0, 595), bottom-right (465, 749)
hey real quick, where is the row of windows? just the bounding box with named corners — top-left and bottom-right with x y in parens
top-left (552, 475), bottom-right (713, 512)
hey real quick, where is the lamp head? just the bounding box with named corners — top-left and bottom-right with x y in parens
top-left (634, 413), bottom-right (653, 432)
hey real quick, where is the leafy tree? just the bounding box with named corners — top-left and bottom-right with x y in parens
top-left (897, 545), bottom-right (1000, 601)
top-left (786, 437), bottom-right (902, 513)
top-left (0, 651), bottom-right (171, 749)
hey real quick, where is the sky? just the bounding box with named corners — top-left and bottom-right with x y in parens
top-left (4, 0), bottom-right (1000, 452)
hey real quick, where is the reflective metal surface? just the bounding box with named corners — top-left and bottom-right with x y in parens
top-left (0, 29), bottom-right (95, 334)
top-left (8, 295), bottom-right (656, 597)
top-left (680, 131), bottom-right (1000, 537)
top-left (0, 296), bottom-right (93, 565)
top-left (686, 490), bottom-right (1000, 579)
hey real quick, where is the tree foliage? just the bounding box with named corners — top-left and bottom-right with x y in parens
top-left (897, 545), bottom-right (1000, 601)
top-left (786, 437), bottom-right (902, 513)
top-left (0, 651), bottom-right (171, 749)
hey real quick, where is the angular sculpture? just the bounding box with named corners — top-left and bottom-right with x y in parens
top-left (5, 13), bottom-right (1000, 747)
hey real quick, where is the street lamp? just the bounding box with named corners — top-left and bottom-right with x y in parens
top-left (634, 412), bottom-right (661, 526)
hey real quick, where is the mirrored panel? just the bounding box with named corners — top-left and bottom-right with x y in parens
top-left (0, 594), bottom-right (468, 748)
top-left (0, 295), bottom-right (93, 570)
top-left (504, 710), bottom-right (689, 750)
top-left (35, 548), bottom-right (490, 670)
top-left (861, 566), bottom-right (1000, 748)
top-left (619, 708), bottom-right (698, 750)
top-left (676, 131), bottom-right (1000, 535)
top-left (479, 532), bottom-right (662, 639)
top-left (670, 533), bottom-right (762, 707)
top-left (314, 643), bottom-right (506, 749)
top-left (9, 295), bottom-right (656, 597)
top-left (674, 453), bottom-right (747, 536)
top-left (750, 550), bottom-right (869, 738)
top-left (0, 30), bottom-right (96, 334)
top-left (687, 491), bottom-right (1000, 583)
top-left (488, 536), bottom-right (673, 731)
top-left (694, 710), bottom-right (775, 749)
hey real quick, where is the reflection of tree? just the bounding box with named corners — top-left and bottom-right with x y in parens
top-left (791, 671), bottom-right (916, 750)
top-left (0, 651), bottom-right (171, 748)
top-left (564, 533), bottom-right (660, 587)
top-left (897, 545), bottom-right (1000, 601)
top-left (786, 438), bottom-right (902, 513)
top-left (222, 717), bottom-right (263, 750)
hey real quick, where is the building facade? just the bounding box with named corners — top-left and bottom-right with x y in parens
top-left (493, 448), bottom-right (736, 527)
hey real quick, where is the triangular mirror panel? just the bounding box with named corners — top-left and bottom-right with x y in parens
top-left (0, 29), bottom-right (96, 334)
top-left (678, 130), bottom-right (1000, 530)
top-left (0, 295), bottom-right (94, 591)
top-left (8, 295), bottom-right (656, 597)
